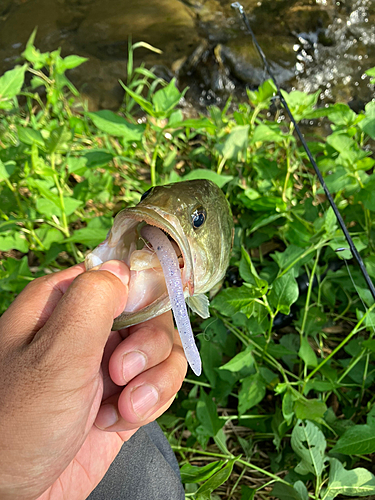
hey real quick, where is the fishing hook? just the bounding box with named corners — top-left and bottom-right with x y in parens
top-left (231, 1), bottom-right (375, 303)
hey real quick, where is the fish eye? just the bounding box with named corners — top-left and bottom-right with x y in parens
top-left (140, 187), bottom-right (152, 201)
top-left (191, 206), bottom-right (206, 229)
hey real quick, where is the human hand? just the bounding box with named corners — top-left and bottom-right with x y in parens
top-left (0, 260), bottom-right (187, 500)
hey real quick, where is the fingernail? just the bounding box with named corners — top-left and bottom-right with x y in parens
top-left (98, 260), bottom-right (129, 287)
top-left (123, 351), bottom-right (147, 384)
top-left (131, 384), bottom-right (159, 419)
top-left (95, 404), bottom-right (118, 430)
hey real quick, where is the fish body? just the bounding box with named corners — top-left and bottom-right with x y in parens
top-left (85, 179), bottom-right (233, 331)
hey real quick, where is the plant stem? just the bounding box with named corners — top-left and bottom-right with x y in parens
top-left (171, 445), bottom-right (292, 487)
top-left (305, 303), bottom-right (375, 384)
top-left (51, 153), bottom-right (69, 238)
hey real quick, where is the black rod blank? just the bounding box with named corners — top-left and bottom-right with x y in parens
top-left (231, 1), bottom-right (375, 303)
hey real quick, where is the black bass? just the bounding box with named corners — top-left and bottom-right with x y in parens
top-left (85, 179), bottom-right (233, 375)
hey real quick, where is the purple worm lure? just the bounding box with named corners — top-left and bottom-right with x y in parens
top-left (141, 225), bottom-right (202, 376)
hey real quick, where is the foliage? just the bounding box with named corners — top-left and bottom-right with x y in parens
top-left (1, 35), bottom-right (375, 499)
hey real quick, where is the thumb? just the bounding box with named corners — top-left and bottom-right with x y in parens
top-left (33, 260), bottom-right (129, 366)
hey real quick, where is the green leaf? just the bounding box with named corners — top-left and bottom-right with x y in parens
top-left (322, 458), bottom-right (375, 500)
top-left (294, 398), bottom-right (327, 422)
top-left (87, 110), bottom-right (145, 141)
top-left (269, 271), bottom-right (299, 315)
top-left (195, 458), bottom-right (237, 498)
top-left (324, 207), bottom-right (337, 237)
top-left (291, 420), bottom-right (326, 477)
top-left (249, 212), bottom-right (286, 233)
top-left (196, 390), bottom-right (225, 437)
top-left (181, 461), bottom-right (225, 484)
top-left (282, 388), bottom-right (297, 425)
top-left (331, 419), bottom-right (375, 455)
top-left (0, 65), bottom-right (27, 101)
top-left (56, 54), bottom-right (88, 73)
top-left (28, 178), bottom-right (57, 202)
top-left (0, 231), bottom-right (28, 253)
top-left (122, 84), bottom-right (155, 115)
top-left (322, 166), bottom-right (358, 193)
top-left (211, 286), bottom-right (264, 317)
top-left (238, 373), bottom-right (266, 415)
top-left (22, 29), bottom-right (49, 69)
top-left (67, 157), bottom-right (88, 175)
top-left (63, 197), bottom-right (83, 216)
top-left (64, 219), bottom-right (111, 247)
top-left (64, 227), bottom-right (107, 246)
top-left (239, 246), bottom-right (268, 292)
top-left (325, 103), bottom-right (357, 126)
top-left (272, 481), bottom-right (307, 500)
top-left (45, 126), bottom-right (71, 153)
top-left (0, 160), bottom-right (16, 181)
top-left (240, 194), bottom-right (286, 212)
top-left (171, 117), bottom-right (214, 130)
top-left (294, 481), bottom-right (309, 500)
top-left (247, 79), bottom-right (277, 107)
top-left (181, 169), bottom-right (233, 188)
top-left (152, 78), bottom-right (183, 115)
top-left (36, 198), bottom-right (61, 218)
top-left (298, 336), bottom-right (317, 368)
top-left (307, 103), bottom-right (357, 126)
top-left (280, 89), bottom-right (320, 122)
top-left (214, 427), bottom-right (229, 455)
top-left (17, 126), bottom-right (45, 147)
top-left (326, 131), bottom-right (367, 165)
top-left (366, 66), bottom-right (375, 83)
top-left (219, 346), bottom-right (254, 372)
top-left (329, 236), bottom-right (367, 260)
top-left (215, 125), bottom-right (249, 160)
top-left (83, 150), bottom-right (113, 168)
top-left (251, 123), bottom-right (283, 144)
top-left (241, 485), bottom-right (256, 500)
top-left (0, 256), bottom-right (32, 293)
top-left (359, 101), bottom-right (375, 139)
top-left (271, 245), bottom-right (306, 272)
top-left (36, 226), bottom-right (64, 250)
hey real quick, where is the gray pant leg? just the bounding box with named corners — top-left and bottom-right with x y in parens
top-left (87, 421), bottom-right (185, 500)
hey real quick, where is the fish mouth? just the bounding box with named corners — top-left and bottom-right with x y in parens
top-left (85, 206), bottom-right (194, 330)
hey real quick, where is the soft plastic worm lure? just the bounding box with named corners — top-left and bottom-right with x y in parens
top-left (141, 225), bottom-right (202, 376)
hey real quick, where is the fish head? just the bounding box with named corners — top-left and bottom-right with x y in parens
top-left (85, 179), bottom-right (233, 328)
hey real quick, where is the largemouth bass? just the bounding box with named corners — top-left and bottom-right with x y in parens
top-left (85, 179), bottom-right (233, 375)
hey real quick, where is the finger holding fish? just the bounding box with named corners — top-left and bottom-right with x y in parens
top-left (108, 311), bottom-right (177, 386)
top-left (96, 328), bottom-right (187, 431)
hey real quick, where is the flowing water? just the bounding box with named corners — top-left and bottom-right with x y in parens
top-left (0, 0), bottom-right (375, 110)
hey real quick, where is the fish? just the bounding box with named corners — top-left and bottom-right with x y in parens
top-left (85, 179), bottom-right (234, 375)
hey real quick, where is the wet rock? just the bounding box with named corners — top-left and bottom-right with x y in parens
top-left (74, 0), bottom-right (199, 68)
top-left (284, 3), bottom-right (333, 34)
top-left (1, 0), bottom-right (375, 110)
top-left (221, 35), bottom-right (296, 86)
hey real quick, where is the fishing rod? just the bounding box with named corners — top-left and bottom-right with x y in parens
top-left (231, 1), bottom-right (375, 303)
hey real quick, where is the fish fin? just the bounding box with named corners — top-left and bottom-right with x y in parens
top-left (186, 294), bottom-right (210, 319)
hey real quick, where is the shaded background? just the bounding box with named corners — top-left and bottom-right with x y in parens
top-left (1, 0), bottom-right (375, 111)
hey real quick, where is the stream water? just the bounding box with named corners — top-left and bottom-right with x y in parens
top-left (0, 0), bottom-right (375, 111)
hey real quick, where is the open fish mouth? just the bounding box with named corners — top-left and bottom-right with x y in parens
top-left (85, 208), bottom-right (194, 329)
